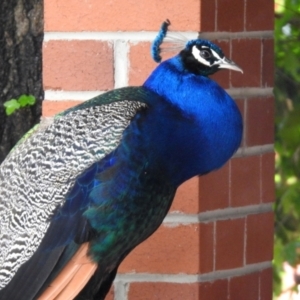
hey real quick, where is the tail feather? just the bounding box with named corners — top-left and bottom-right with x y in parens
top-left (38, 243), bottom-right (97, 300)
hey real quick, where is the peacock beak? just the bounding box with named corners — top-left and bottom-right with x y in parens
top-left (218, 57), bottom-right (243, 73)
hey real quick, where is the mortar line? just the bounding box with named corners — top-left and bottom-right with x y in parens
top-left (215, 0), bottom-right (218, 31)
top-left (200, 31), bottom-right (274, 40)
top-left (234, 144), bottom-right (274, 158)
top-left (213, 221), bottom-right (216, 271)
top-left (163, 203), bottom-right (273, 224)
top-left (243, 0), bottom-right (247, 31)
top-left (243, 217), bottom-right (247, 266)
top-left (114, 281), bottom-right (128, 300)
top-left (260, 38), bottom-right (263, 87)
top-left (44, 30), bottom-right (273, 42)
top-left (115, 261), bottom-right (271, 283)
top-left (226, 87), bottom-right (273, 98)
top-left (114, 40), bottom-right (129, 88)
top-left (44, 31), bottom-right (198, 42)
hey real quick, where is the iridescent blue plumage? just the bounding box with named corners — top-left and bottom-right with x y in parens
top-left (0, 21), bottom-right (243, 300)
top-left (73, 36), bottom-right (242, 298)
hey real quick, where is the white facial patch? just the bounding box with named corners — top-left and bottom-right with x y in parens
top-left (210, 48), bottom-right (222, 60)
top-left (191, 45), bottom-right (225, 67)
top-left (191, 45), bottom-right (211, 66)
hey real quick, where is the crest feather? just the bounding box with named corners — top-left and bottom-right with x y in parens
top-left (151, 20), bottom-right (187, 63)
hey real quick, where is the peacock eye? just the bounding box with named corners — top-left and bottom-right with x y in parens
top-left (200, 50), bottom-right (212, 59)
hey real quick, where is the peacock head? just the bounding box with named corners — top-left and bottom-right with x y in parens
top-left (180, 39), bottom-right (243, 76)
top-left (152, 19), bottom-right (243, 77)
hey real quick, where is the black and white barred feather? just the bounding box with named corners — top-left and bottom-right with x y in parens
top-left (0, 100), bottom-right (145, 289)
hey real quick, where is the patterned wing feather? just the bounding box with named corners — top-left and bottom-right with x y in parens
top-left (0, 99), bottom-right (146, 289)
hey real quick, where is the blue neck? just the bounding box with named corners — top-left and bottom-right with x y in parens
top-left (130, 56), bottom-right (243, 186)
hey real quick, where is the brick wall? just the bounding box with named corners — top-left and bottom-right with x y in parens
top-left (43, 0), bottom-right (274, 299)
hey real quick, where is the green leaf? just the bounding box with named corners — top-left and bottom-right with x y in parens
top-left (3, 94), bottom-right (36, 115)
top-left (284, 241), bottom-right (300, 265)
top-left (274, 0), bottom-right (300, 294)
top-left (3, 99), bottom-right (21, 115)
top-left (18, 95), bottom-right (36, 107)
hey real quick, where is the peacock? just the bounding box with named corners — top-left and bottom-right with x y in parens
top-left (0, 20), bottom-right (243, 299)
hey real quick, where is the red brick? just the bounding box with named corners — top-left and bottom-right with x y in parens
top-left (246, 0), bottom-right (274, 31)
top-left (246, 212), bottom-right (274, 264)
top-left (43, 40), bottom-right (114, 91)
top-left (217, 0), bottom-right (244, 32)
top-left (129, 42), bottom-right (157, 86)
top-left (171, 176), bottom-right (200, 213)
top-left (229, 272), bottom-right (259, 300)
top-left (215, 218), bottom-right (244, 270)
top-left (231, 39), bottom-right (261, 87)
top-left (199, 279), bottom-right (229, 299)
top-left (128, 42), bottom-right (177, 86)
top-left (128, 283), bottom-right (199, 300)
top-left (246, 97), bottom-right (274, 146)
top-left (200, 0), bottom-right (216, 32)
top-left (261, 152), bottom-right (275, 203)
top-left (211, 70), bottom-right (230, 90)
top-left (262, 39), bottom-right (274, 87)
top-left (260, 268), bottom-right (273, 300)
top-left (199, 222), bottom-right (214, 273)
top-left (199, 162), bottom-right (229, 212)
top-left (42, 100), bottom-right (83, 117)
top-left (231, 156), bottom-right (260, 207)
top-left (210, 40), bottom-right (230, 89)
top-left (45, 0), bottom-right (201, 32)
top-left (119, 224), bottom-right (200, 274)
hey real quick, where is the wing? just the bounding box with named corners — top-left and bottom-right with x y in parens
top-left (0, 87), bottom-right (157, 294)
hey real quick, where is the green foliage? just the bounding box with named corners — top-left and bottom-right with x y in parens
top-left (274, 0), bottom-right (300, 295)
top-left (4, 94), bottom-right (36, 115)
